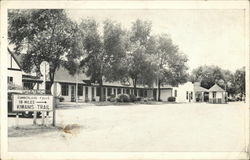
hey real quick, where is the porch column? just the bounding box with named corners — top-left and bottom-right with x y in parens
top-left (105, 88), bottom-right (108, 101)
top-left (83, 86), bottom-right (86, 101)
top-left (201, 92), bottom-right (204, 102)
top-left (88, 86), bottom-right (92, 101)
top-left (93, 87), bottom-right (96, 100)
top-left (156, 88), bottom-right (158, 100)
top-left (111, 87), bottom-right (114, 95)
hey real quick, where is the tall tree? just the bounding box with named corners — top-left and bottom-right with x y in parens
top-left (8, 9), bottom-right (81, 90)
top-left (79, 19), bottom-right (127, 101)
top-left (125, 19), bottom-right (153, 95)
top-left (150, 34), bottom-right (188, 101)
top-left (234, 67), bottom-right (245, 98)
top-left (191, 65), bottom-right (227, 89)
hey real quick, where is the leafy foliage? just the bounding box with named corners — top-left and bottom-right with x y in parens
top-left (148, 34), bottom-right (189, 100)
top-left (234, 67), bottom-right (245, 96)
top-left (190, 65), bottom-right (245, 97)
top-left (8, 9), bottom-right (81, 89)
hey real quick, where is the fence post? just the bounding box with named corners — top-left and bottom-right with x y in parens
top-left (15, 113), bottom-right (19, 128)
top-left (33, 111), bottom-right (37, 125)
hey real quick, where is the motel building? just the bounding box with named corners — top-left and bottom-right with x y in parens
top-left (208, 84), bottom-right (227, 104)
top-left (7, 49), bottom-right (223, 103)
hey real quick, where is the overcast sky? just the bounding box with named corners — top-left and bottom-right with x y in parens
top-left (67, 9), bottom-right (245, 72)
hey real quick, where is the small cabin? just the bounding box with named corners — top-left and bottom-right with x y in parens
top-left (208, 84), bottom-right (227, 104)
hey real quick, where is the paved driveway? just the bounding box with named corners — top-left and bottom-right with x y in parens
top-left (8, 102), bottom-right (247, 152)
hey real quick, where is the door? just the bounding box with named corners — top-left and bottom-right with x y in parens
top-left (71, 85), bottom-right (75, 102)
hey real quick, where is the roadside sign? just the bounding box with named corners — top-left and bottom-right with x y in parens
top-left (40, 61), bottom-right (50, 76)
top-left (51, 83), bottom-right (61, 96)
top-left (12, 94), bottom-right (53, 112)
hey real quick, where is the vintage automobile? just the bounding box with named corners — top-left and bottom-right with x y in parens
top-left (8, 90), bottom-right (41, 118)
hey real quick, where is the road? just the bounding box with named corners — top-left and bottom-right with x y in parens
top-left (8, 102), bottom-right (247, 152)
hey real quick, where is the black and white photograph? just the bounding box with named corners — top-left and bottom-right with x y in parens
top-left (1, 1), bottom-right (249, 160)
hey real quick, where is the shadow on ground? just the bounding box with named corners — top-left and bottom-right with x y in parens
top-left (8, 124), bottom-right (82, 137)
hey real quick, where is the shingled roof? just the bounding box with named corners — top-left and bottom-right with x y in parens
top-left (208, 84), bottom-right (225, 92)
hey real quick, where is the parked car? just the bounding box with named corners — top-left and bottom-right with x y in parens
top-left (8, 90), bottom-right (41, 118)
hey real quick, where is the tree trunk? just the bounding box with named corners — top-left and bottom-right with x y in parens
top-left (48, 69), bottom-right (56, 94)
top-left (158, 80), bottom-right (161, 101)
top-left (133, 78), bottom-right (137, 96)
top-left (99, 78), bottom-right (104, 102)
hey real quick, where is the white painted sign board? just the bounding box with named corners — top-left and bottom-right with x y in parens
top-left (40, 61), bottom-right (50, 75)
top-left (51, 83), bottom-right (61, 96)
top-left (13, 94), bottom-right (53, 111)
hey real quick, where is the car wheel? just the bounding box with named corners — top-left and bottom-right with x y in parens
top-left (22, 111), bottom-right (33, 118)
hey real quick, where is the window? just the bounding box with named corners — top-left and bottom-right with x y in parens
top-left (190, 92), bottom-right (193, 99)
top-left (78, 85), bottom-right (83, 96)
top-left (186, 91), bottom-right (189, 100)
top-left (213, 92), bottom-right (216, 98)
top-left (85, 87), bottom-right (88, 97)
top-left (92, 87), bottom-right (95, 98)
top-left (23, 82), bottom-right (33, 89)
top-left (107, 88), bottom-right (112, 96)
top-left (139, 89), bottom-right (143, 97)
top-left (144, 90), bottom-right (147, 97)
top-left (96, 87), bottom-right (101, 96)
top-left (61, 84), bottom-right (69, 96)
top-left (131, 89), bottom-right (134, 94)
top-left (117, 88), bottom-right (121, 94)
top-left (7, 76), bottom-right (13, 83)
top-left (103, 88), bottom-right (106, 96)
top-left (126, 88), bottom-right (130, 94)
top-left (174, 90), bottom-right (177, 97)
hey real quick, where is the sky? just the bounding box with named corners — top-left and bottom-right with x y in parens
top-left (66, 9), bottom-right (246, 72)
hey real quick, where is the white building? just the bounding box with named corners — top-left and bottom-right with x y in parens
top-left (173, 82), bottom-right (195, 103)
top-left (7, 48), bottom-right (23, 88)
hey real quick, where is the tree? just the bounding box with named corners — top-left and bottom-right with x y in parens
top-left (79, 19), bottom-right (127, 101)
top-left (8, 9), bottom-right (81, 91)
top-left (153, 34), bottom-right (188, 101)
top-left (220, 69), bottom-right (236, 96)
top-left (234, 67), bottom-right (245, 98)
top-left (190, 65), bottom-right (225, 89)
top-left (125, 19), bottom-right (154, 95)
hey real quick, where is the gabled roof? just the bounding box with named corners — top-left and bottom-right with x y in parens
top-left (54, 67), bottom-right (89, 84)
top-left (209, 84), bottom-right (225, 92)
top-left (194, 85), bottom-right (208, 92)
top-left (8, 48), bottom-right (22, 70)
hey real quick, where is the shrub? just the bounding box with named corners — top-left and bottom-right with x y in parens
top-left (85, 97), bottom-right (89, 102)
top-left (168, 96), bottom-right (176, 102)
top-left (55, 96), bottom-right (64, 102)
top-left (136, 97), bottom-right (142, 101)
top-left (59, 97), bottom-right (64, 102)
top-left (143, 97), bottom-right (150, 102)
top-left (107, 94), bottom-right (116, 102)
top-left (110, 97), bottom-right (116, 102)
top-left (117, 94), bottom-right (130, 102)
top-left (129, 94), bottom-right (137, 102)
top-left (196, 97), bottom-right (200, 102)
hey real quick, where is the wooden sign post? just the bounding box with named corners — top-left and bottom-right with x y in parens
top-left (40, 61), bottom-right (50, 126)
top-left (51, 82), bottom-right (60, 126)
top-left (15, 113), bottom-right (19, 128)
